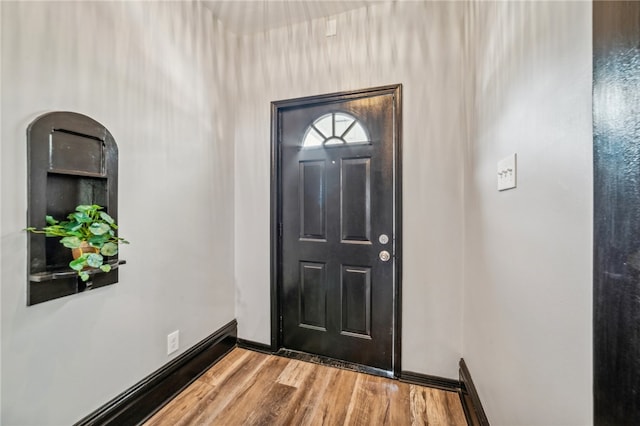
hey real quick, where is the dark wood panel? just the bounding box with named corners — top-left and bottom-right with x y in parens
top-left (28, 278), bottom-right (78, 305)
top-left (46, 174), bottom-right (108, 219)
top-left (400, 370), bottom-right (462, 393)
top-left (593, 2), bottom-right (640, 424)
top-left (236, 338), bottom-right (275, 354)
top-left (299, 262), bottom-right (327, 329)
top-left (341, 265), bottom-right (371, 337)
top-left (50, 130), bottom-right (104, 174)
top-left (459, 358), bottom-right (489, 426)
top-left (145, 348), bottom-right (467, 426)
top-left (45, 174), bottom-right (108, 269)
top-left (340, 157), bottom-right (371, 243)
top-left (299, 161), bottom-right (326, 239)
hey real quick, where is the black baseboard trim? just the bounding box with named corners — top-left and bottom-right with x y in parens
top-left (237, 338), bottom-right (274, 354)
top-left (399, 371), bottom-right (461, 392)
top-left (75, 319), bottom-right (238, 426)
top-left (459, 358), bottom-right (490, 426)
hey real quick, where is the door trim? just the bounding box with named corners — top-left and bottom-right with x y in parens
top-left (270, 84), bottom-right (403, 377)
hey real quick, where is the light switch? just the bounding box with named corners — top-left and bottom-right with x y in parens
top-left (326, 18), bottom-right (337, 37)
top-left (497, 153), bottom-right (517, 191)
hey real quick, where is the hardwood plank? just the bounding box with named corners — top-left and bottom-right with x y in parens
top-left (383, 376), bottom-right (412, 424)
top-left (198, 347), bottom-right (253, 387)
top-left (442, 390), bottom-right (468, 425)
top-left (276, 358), bottom-right (314, 387)
top-left (146, 349), bottom-right (269, 426)
top-left (280, 360), bottom-right (338, 425)
top-left (411, 385), bottom-right (467, 425)
top-left (299, 367), bottom-right (359, 426)
top-left (143, 380), bottom-right (213, 426)
top-left (193, 354), bottom-right (290, 424)
top-left (145, 349), bottom-right (468, 426)
top-left (242, 382), bottom-right (297, 425)
top-left (344, 374), bottom-right (388, 424)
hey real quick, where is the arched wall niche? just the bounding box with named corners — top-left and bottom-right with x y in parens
top-left (27, 111), bottom-right (122, 305)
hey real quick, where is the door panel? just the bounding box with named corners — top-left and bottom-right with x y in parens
top-left (341, 265), bottom-right (371, 337)
top-left (299, 261), bottom-right (327, 330)
top-left (275, 86), bottom-right (400, 372)
top-left (341, 158), bottom-right (371, 243)
top-left (299, 161), bottom-right (326, 240)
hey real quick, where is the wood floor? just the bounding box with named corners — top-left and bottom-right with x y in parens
top-left (145, 348), bottom-right (467, 426)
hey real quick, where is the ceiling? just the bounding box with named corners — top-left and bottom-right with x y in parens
top-left (201, 1), bottom-right (376, 34)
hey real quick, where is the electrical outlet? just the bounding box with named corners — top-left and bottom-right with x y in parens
top-left (167, 330), bottom-right (179, 355)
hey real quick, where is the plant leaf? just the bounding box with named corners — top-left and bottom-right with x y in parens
top-left (60, 236), bottom-right (82, 248)
top-left (63, 221), bottom-right (82, 232)
top-left (100, 264), bottom-right (112, 273)
top-left (69, 256), bottom-right (87, 271)
top-left (88, 234), bottom-right (108, 247)
top-left (86, 253), bottom-right (103, 268)
top-left (75, 205), bottom-right (93, 213)
top-left (72, 212), bottom-right (92, 223)
top-left (45, 215), bottom-right (58, 225)
top-left (100, 242), bottom-right (118, 256)
top-left (99, 212), bottom-right (114, 225)
top-left (89, 223), bottom-right (110, 236)
top-left (79, 271), bottom-right (90, 281)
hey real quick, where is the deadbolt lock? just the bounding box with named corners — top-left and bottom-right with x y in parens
top-left (379, 250), bottom-right (391, 262)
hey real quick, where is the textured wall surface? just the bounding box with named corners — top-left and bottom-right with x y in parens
top-left (462, 2), bottom-right (593, 424)
top-left (0, 2), bottom-right (235, 424)
top-left (232, 1), bottom-right (466, 378)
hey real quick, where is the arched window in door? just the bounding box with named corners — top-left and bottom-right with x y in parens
top-left (301, 112), bottom-right (369, 148)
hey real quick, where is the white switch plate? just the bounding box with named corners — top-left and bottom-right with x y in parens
top-left (326, 18), bottom-right (337, 37)
top-left (167, 330), bottom-right (179, 355)
top-left (497, 153), bottom-right (517, 191)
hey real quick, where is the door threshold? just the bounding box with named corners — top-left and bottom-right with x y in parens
top-left (275, 348), bottom-right (394, 379)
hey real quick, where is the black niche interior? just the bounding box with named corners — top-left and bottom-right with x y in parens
top-left (27, 112), bottom-right (121, 306)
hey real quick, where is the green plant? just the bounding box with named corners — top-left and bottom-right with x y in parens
top-left (26, 204), bottom-right (129, 281)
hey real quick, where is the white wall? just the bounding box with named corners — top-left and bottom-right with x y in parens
top-left (0, 2), bottom-right (235, 424)
top-left (462, 2), bottom-right (593, 425)
top-left (233, 1), bottom-right (466, 378)
top-left (0, 1), bottom-right (594, 424)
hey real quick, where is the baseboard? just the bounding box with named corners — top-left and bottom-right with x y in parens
top-left (237, 338), bottom-right (274, 354)
top-left (399, 371), bottom-right (461, 392)
top-left (459, 358), bottom-right (490, 426)
top-left (75, 319), bottom-right (238, 426)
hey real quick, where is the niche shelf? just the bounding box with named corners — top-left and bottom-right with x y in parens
top-left (27, 112), bottom-right (122, 306)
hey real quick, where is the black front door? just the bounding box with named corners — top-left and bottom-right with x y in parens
top-left (273, 85), bottom-right (401, 373)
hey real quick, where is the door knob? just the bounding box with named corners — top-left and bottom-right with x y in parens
top-left (379, 250), bottom-right (391, 262)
